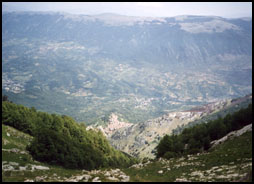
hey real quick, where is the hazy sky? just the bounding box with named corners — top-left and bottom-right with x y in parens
top-left (2, 2), bottom-right (252, 18)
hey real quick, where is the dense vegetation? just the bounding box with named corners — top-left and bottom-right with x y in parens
top-left (172, 95), bottom-right (252, 135)
top-left (2, 100), bottom-right (137, 170)
top-left (156, 103), bottom-right (252, 159)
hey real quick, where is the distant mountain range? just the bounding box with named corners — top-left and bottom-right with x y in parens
top-left (2, 12), bottom-right (252, 124)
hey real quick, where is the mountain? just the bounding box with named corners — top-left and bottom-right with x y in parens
top-left (2, 117), bottom-right (133, 182)
top-left (2, 109), bottom-right (252, 182)
top-left (2, 100), bottom-right (137, 171)
top-left (107, 95), bottom-right (252, 158)
top-left (124, 126), bottom-right (252, 182)
top-left (2, 12), bottom-right (252, 124)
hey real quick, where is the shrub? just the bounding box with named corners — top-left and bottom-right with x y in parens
top-left (163, 152), bottom-right (176, 159)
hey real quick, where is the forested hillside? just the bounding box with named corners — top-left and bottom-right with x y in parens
top-left (2, 97), bottom-right (252, 182)
top-left (156, 103), bottom-right (252, 159)
top-left (2, 100), bottom-right (137, 170)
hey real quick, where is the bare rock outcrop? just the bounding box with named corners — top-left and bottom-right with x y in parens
top-left (210, 124), bottom-right (252, 149)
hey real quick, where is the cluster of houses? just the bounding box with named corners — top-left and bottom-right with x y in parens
top-left (3, 78), bottom-right (25, 94)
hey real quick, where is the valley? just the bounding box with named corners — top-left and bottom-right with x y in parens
top-left (2, 119), bottom-right (252, 182)
top-left (2, 12), bottom-right (252, 125)
top-left (2, 90), bottom-right (252, 182)
top-left (92, 94), bottom-right (252, 158)
top-left (2, 10), bottom-right (252, 182)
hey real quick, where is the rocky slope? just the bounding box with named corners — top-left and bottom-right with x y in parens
top-left (2, 122), bottom-right (252, 182)
top-left (210, 123), bottom-right (252, 149)
top-left (108, 95), bottom-right (252, 158)
top-left (123, 128), bottom-right (252, 182)
top-left (86, 113), bottom-right (132, 137)
top-left (2, 124), bottom-right (132, 182)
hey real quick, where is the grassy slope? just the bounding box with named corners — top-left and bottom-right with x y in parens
top-left (2, 124), bottom-right (252, 182)
top-left (2, 124), bottom-right (83, 182)
top-left (2, 124), bottom-right (133, 182)
top-left (123, 130), bottom-right (252, 182)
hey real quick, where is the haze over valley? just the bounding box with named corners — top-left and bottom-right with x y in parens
top-left (2, 2), bottom-right (253, 182)
top-left (2, 11), bottom-right (252, 125)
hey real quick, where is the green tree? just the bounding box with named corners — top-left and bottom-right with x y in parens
top-left (2, 95), bottom-right (9, 101)
top-left (203, 136), bottom-right (211, 150)
top-left (156, 135), bottom-right (173, 158)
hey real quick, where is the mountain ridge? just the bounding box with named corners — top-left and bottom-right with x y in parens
top-left (2, 12), bottom-right (252, 124)
top-left (2, 98), bottom-right (252, 181)
top-left (107, 94), bottom-right (252, 158)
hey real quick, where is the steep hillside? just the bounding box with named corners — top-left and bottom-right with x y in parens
top-left (3, 124), bottom-right (252, 182)
top-left (2, 124), bottom-right (132, 182)
top-left (2, 12), bottom-right (252, 124)
top-left (123, 129), bottom-right (252, 182)
top-left (2, 101), bottom-right (137, 172)
top-left (108, 95), bottom-right (252, 158)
